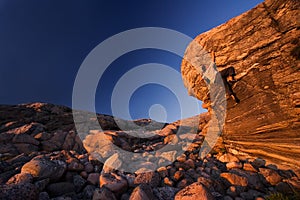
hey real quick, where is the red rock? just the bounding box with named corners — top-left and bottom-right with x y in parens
top-left (252, 159), bottom-right (266, 168)
top-left (62, 131), bottom-right (76, 150)
top-left (177, 178), bottom-right (193, 189)
top-left (84, 131), bottom-right (115, 159)
top-left (176, 154), bottom-right (187, 163)
top-left (226, 162), bottom-right (243, 170)
top-left (100, 173), bottom-right (128, 194)
top-left (220, 173), bottom-right (248, 187)
top-left (218, 154), bottom-right (240, 163)
top-left (226, 186), bottom-right (244, 198)
top-left (34, 132), bottom-right (51, 141)
top-left (157, 166), bottom-right (168, 178)
top-left (124, 173), bottom-right (136, 188)
top-left (7, 123), bottom-right (44, 136)
top-left (159, 150), bottom-right (177, 163)
top-left (49, 130), bottom-right (68, 148)
top-left (21, 157), bottom-right (66, 181)
top-left (134, 171), bottom-right (160, 188)
top-left (87, 173), bottom-right (100, 185)
top-left (184, 159), bottom-right (195, 169)
top-left (164, 135), bottom-right (178, 145)
top-left (173, 171), bottom-right (184, 181)
top-left (93, 187), bottom-right (117, 200)
top-left (103, 153), bottom-right (122, 173)
top-left (175, 182), bottom-right (215, 200)
top-left (158, 125), bottom-right (177, 136)
top-left (163, 177), bottom-right (174, 187)
top-left (243, 163), bottom-right (258, 172)
top-left (6, 173), bottom-right (33, 185)
top-left (259, 168), bottom-right (282, 186)
top-left (129, 184), bottom-right (156, 200)
top-left (181, 0), bottom-right (300, 168)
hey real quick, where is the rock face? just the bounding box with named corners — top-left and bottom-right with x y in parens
top-left (181, 0), bottom-right (300, 169)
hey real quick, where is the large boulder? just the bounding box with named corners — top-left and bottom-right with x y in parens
top-left (181, 0), bottom-right (300, 170)
top-left (21, 156), bottom-right (66, 181)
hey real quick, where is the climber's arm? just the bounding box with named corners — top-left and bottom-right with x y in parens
top-left (210, 51), bottom-right (216, 63)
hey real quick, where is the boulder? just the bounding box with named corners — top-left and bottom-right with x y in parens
top-left (181, 0), bottom-right (300, 169)
top-left (218, 153), bottom-right (240, 163)
top-left (93, 187), bottom-right (117, 200)
top-left (134, 171), bottom-right (160, 188)
top-left (87, 173), bottom-right (100, 185)
top-left (129, 184), bottom-right (157, 200)
top-left (46, 182), bottom-right (76, 197)
top-left (175, 182), bottom-right (215, 200)
top-left (99, 173), bottom-right (128, 194)
top-left (220, 173), bottom-right (248, 187)
top-left (259, 168), bottom-right (282, 186)
top-left (12, 134), bottom-right (39, 145)
top-left (6, 173), bottom-right (33, 185)
top-left (21, 156), bottom-right (66, 181)
top-left (153, 186), bottom-right (179, 200)
top-left (102, 153), bottom-right (123, 173)
top-left (226, 162), bottom-right (243, 170)
top-left (0, 183), bottom-right (38, 200)
top-left (73, 174), bottom-right (87, 192)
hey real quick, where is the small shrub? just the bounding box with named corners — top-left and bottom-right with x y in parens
top-left (265, 191), bottom-right (300, 200)
top-left (220, 147), bottom-right (227, 154)
top-left (265, 192), bottom-right (289, 200)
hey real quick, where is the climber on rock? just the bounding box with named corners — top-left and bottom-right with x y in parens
top-left (219, 66), bottom-right (240, 103)
top-left (201, 51), bottom-right (240, 103)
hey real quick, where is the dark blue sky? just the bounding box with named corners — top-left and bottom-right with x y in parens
top-left (0, 0), bottom-right (263, 122)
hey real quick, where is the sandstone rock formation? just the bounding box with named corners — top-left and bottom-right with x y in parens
top-left (181, 0), bottom-right (300, 171)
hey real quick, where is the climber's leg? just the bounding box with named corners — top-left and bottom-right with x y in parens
top-left (223, 78), bottom-right (240, 103)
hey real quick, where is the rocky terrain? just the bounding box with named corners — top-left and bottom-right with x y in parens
top-left (181, 0), bottom-right (300, 170)
top-left (1, 0), bottom-right (300, 199)
top-left (0, 103), bottom-right (300, 200)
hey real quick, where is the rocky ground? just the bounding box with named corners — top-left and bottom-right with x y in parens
top-left (0, 103), bottom-right (300, 200)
